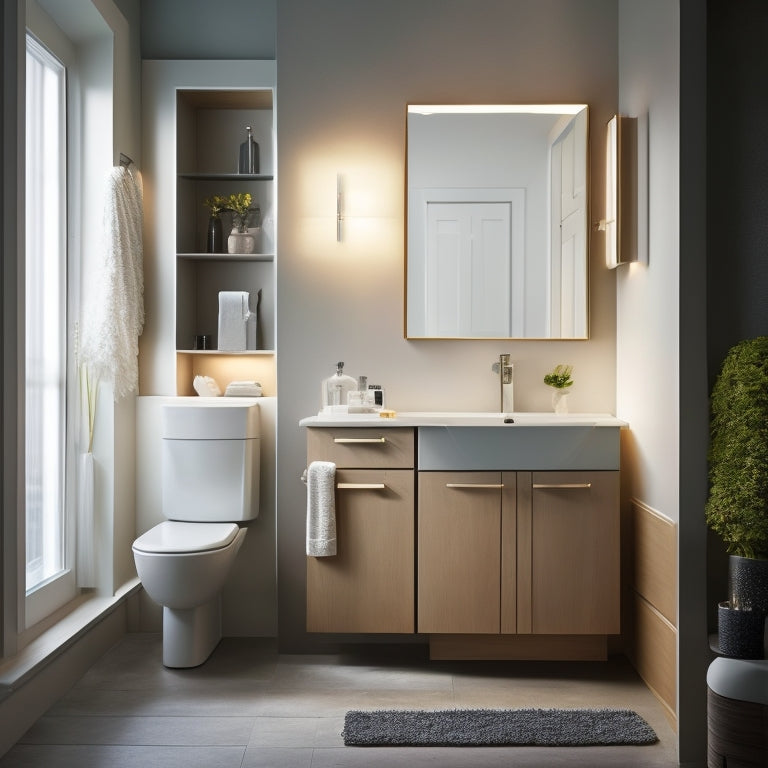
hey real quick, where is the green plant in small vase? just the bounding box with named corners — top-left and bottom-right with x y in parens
top-left (223, 192), bottom-right (259, 254)
top-left (544, 364), bottom-right (573, 414)
top-left (225, 192), bottom-right (254, 233)
top-left (706, 336), bottom-right (768, 658)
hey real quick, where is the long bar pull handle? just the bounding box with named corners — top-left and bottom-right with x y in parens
top-left (446, 483), bottom-right (505, 489)
top-left (333, 437), bottom-right (387, 444)
top-left (336, 483), bottom-right (386, 490)
top-left (532, 483), bottom-right (592, 489)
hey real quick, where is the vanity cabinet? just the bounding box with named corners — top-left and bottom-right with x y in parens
top-left (418, 470), bottom-right (620, 637)
top-left (305, 428), bottom-right (415, 633)
top-left (301, 415), bottom-right (625, 658)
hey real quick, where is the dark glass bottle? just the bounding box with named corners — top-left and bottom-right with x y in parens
top-left (206, 214), bottom-right (223, 253)
top-left (238, 126), bottom-right (260, 174)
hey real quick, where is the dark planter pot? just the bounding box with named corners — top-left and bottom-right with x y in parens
top-left (729, 554), bottom-right (768, 616)
top-left (718, 602), bottom-right (765, 659)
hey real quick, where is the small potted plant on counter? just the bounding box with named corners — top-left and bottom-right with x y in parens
top-left (706, 336), bottom-right (768, 658)
top-left (544, 364), bottom-right (574, 414)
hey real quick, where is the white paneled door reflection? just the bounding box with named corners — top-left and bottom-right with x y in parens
top-left (425, 200), bottom-right (522, 337)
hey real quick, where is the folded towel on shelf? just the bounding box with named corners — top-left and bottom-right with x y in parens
top-left (217, 291), bottom-right (249, 351)
top-left (224, 380), bottom-right (263, 397)
top-left (306, 461), bottom-right (336, 557)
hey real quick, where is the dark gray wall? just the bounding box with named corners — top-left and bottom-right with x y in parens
top-left (140, 0), bottom-right (276, 59)
top-left (707, 0), bottom-right (768, 375)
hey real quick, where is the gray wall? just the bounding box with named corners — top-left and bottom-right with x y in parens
top-left (140, 0), bottom-right (275, 59)
top-left (707, 0), bottom-right (768, 370)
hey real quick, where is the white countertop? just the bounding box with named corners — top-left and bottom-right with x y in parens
top-left (299, 411), bottom-right (628, 428)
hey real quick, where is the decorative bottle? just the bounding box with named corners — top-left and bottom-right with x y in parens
top-left (238, 126), bottom-right (260, 174)
top-left (321, 362), bottom-right (357, 411)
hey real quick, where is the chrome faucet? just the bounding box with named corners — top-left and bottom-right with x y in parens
top-left (491, 354), bottom-right (514, 413)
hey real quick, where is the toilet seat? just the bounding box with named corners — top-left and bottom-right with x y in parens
top-left (133, 521), bottom-right (239, 554)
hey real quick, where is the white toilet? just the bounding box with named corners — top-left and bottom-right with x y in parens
top-left (132, 402), bottom-right (260, 668)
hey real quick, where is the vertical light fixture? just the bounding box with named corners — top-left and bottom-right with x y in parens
top-left (336, 173), bottom-right (344, 241)
top-left (603, 114), bottom-right (637, 268)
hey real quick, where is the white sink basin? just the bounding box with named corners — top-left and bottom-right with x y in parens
top-left (396, 411), bottom-right (624, 427)
top-left (300, 411), bottom-right (626, 428)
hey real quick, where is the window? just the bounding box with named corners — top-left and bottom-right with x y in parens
top-left (24, 31), bottom-right (75, 625)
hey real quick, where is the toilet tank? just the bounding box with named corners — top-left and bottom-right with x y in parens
top-left (162, 402), bottom-right (260, 522)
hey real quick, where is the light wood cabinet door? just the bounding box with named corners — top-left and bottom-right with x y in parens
top-left (306, 469), bottom-right (414, 633)
top-left (523, 471), bottom-right (620, 635)
top-left (417, 472), bottom-right (502, 634)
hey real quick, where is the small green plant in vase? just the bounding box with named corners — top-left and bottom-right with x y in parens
top-left (223, 192), bottom-right (260, 254)
top-left (225, 192), bottom-right (255, 233)
top-left (544, 364), bottom-right (573, 413)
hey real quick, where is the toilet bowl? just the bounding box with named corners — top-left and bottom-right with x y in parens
top-left (133, 402), bottom-right (260, 668)
top-left (133, 521), bottom-right (248, 667)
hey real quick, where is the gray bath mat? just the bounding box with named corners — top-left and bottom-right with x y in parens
top-left (343, 708), bottom-right (658, 746)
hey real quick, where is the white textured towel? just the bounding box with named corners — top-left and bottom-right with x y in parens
top-left (79, 165), bottom-right (144, 400)
top-left (306, 461), bottom-right (337, 557)
top-left (218, 291), bottom-right (249, 351)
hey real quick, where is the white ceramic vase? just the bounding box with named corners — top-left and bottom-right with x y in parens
top-left (227, 229), bottom-right (257, 255)
top-left (551, 388), bottom-right (570, 414)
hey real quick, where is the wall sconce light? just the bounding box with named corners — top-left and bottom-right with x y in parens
top-left (601, 114), bottom-right (637, 268)
top-left (336, 173), bottom-right (344, 241)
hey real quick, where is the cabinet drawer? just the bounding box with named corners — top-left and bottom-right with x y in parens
top-left (307, 427), bottom-right (414, 468)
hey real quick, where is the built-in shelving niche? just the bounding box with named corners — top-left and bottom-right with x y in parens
top-left (174, 87), bottom-right (276, 397)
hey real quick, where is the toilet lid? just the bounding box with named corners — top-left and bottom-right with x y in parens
top-left (133, 521), bottom-right (239, 554)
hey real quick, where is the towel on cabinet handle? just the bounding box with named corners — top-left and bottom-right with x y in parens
top-left (305, 461), bottom-right (336, 557)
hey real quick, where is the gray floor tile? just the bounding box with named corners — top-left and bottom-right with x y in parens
top-left (0, 745), bottom-right (246, 768)
top-left (241, 746), bottom-right (314, 767)
top-left (0, 634), bottom-right (679, 767)
top-left (19, 715), bottom-right (254, 746)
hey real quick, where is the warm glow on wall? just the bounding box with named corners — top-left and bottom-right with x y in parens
top-left (294, 142), bottom-right (402, 252)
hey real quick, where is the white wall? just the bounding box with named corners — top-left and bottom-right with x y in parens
top-left (276, 0), bottom-right (619, 650)
top-left (616, 4), bottom-right (679, 519)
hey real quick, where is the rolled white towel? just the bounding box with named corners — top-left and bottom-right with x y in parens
top-left (306, 461), bottom-right (336, 557)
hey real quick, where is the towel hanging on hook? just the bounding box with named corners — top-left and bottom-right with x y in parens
top-left (119, 152), bottom-right (133, 168)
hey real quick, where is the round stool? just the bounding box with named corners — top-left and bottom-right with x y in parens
top-left (707, 657), bottom-right (768, 768)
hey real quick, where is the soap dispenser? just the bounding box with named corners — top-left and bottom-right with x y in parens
top-left (321, 362), bottom-right (357, 412)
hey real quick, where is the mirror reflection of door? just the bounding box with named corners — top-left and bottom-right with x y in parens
top-left (550, 114), bottom-right (587, 338)
top-left (425, 199), bottom-right (527, 338)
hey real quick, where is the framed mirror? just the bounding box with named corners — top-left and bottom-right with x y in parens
top-left (406, 104), bottom-right (589, 340)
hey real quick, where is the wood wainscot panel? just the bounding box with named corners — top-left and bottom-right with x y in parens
top-left (629, 500), bottom-right (677, 726)
top-left (632, 499), bottom-right (676, 624)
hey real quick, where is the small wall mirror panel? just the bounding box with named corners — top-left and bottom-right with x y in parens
top-left (406, 104), bottom-right (589, 340)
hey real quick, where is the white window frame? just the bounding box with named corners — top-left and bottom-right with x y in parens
top-left (23, 9), bottom-right (79, 629)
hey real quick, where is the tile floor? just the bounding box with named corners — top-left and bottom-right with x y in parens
top-left (0, 633), bottom-right (679, 767)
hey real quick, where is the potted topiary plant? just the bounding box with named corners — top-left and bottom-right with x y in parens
top-left (706, 335), bottom-right (768, 658)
